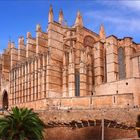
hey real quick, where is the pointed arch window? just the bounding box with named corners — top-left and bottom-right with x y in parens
top-left (104, 49), bottom-right (107, 82)
top-left (75, 71), bottom-right (80, 96)
top-left (118, 47), bottom-right (126, 79)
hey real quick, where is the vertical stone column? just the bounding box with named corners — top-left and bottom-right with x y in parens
top-left (19, 67), bottom-right (22, 103)
top-left (23, 65), bottom-right (25, 103)
top-left (13, 69), bottom-right (15, 105)
top-left (131, 56), bottom-right (139, 77)
top-left (38, 56), bottom-right (41, 99)
top-left (62, 52), bottom-right (68, 97)
top-left (12, 70), bottom-right (14, 105)
top-left (36, 25), bottom-right (48, 54)
top-left (18, 37), bottom-right (26, 62)
top-left (47, 12), bottom-right (64, 97)
top-left (26, 32), bottom-right (36, 58)
top-left (15, 70), bottom-right (17, 104)
top-left (29, 60), bottom-right (32, 101)
top-left (68, 49), bottom-right (75, 97)
top-left (16, 69), bottom-right (18, 104)
top-left (25, 63), bottom-right (28, 102)
top-left (24, 64), bottom-right (26, 103)
top-left (106, 36), bottom-right (118, 82)
top-left (79, 51), bottom-right (87, 96)
top-left (33, 60), bottom-right (35, 101)
top-left (27, 62), bottom-right (30, 102)
top-left (46, 51), bottom-right (50, 97)
top-left (34, 58), bottom-right (38, 101)
top-left (17, 68), bottom-right (19, 104)
top-left (10, 42), bottom-right (18, 68)
top-left (87, 54), bottom-right (93, 95)
top-left (75, 25), bottom-right (84, 68)
top-left (42, 54), bottom-right (46, 98)
top-left (124, 37), bottom-right (133, 78)
top-left (94, 42), bottom-right (104, 85)
top-left (9, 70), bottom-right (13, 106)
top-left (21, 65), bottom-right (24, 103)
top-left (30, 60), bottom-right (34, 101)
top-left (15, 69), bottom-right (17, 104)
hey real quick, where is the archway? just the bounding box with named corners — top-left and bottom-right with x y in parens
top-left (2, 90), bottom-right (8, 110)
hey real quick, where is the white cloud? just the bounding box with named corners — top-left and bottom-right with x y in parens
top-left (85, 10), bottom-right (140, 32)
top-left (100, 1), bottom-right (140, 11)
top-left (0, 49), bottom-right (3, 54)
top-left (120, 1), bottom-right (140, 11)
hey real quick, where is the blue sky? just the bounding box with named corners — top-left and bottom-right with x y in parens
top-left (0, 0), bottom-right (140, 53)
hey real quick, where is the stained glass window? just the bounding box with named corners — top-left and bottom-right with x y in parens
top-left (75, 72), bottom-right (80, 96)
top-left (118, 47), bottom-right (126, 79)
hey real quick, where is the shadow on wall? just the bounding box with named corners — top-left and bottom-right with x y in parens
top-left (44, 126), bottom-right (137, 140)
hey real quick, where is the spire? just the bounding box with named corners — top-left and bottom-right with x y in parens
top-left (48, 5), bottom-right (54, 23)
top-left (99, 24), bottom-right (106, 40)
top-left (8, 40), bottom-right (15, 49)
top-left (36, 24), bottom-right (41, 32)
top-left (11, 42), bottom-right (15, 49)
top-left (75, 11), bottom-right (83, 27)
top-left (27, 32), bottom-right (32, 38)
top-left (8, 40), bottom-right (11, 49)
top-left (58, 9), bottom-right (64, 24)
top-left (18, 36), bottom-right (24, 45)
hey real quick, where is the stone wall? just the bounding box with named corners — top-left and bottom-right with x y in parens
top-left (38, 108), bottom-right (140, 140)
top-left (44, 127), bottom-right (137, 140)
top-left (10, 93), bottom-right (134, 110)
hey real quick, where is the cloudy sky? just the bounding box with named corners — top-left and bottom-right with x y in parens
top-left (0, 0), bottom-right (140, 53)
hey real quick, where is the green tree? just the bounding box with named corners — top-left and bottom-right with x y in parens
top-left (0, 106), bottom-right (46, 140)
top-left (136, 114), bottom-right (140, 137)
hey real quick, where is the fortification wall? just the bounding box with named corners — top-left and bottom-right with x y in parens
top-left (38, 108), bottom-right (140, 140)
top-left (44, 127), bottom-right (136, 140)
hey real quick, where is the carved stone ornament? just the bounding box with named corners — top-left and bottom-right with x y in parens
top-left (84, 36), bottom-right (95, 47)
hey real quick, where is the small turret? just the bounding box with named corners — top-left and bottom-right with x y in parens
top-left (18, 36), bottom-right (24, 45)
top-left (99, 24), bottom-right (106, 40)
top-left (58, 9), bottom-right (63, 24)
top-left (75, 11), bottom-right (83, 27)
top-left (11, 42), bottom-right (15, 49)
top-left (48, 5), bottom-right (54, 23)
top-left (27, 32), bottom-right (32, 38)
top-left (36, 24), bottom-right (41, 32)
top-left (8, 40), bottom-right (11, 49)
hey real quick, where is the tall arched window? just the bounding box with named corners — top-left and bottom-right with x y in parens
top-left (75, 71), bottom-right (80, 96)
top-left (2, 90), bottom-right (8, 110)
top-left (118, 47), bottom-right (126, 79)
top-left (104, 49), bottom-right (107, 82)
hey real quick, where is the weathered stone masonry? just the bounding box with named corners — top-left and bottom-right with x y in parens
top-left (1, 5), bottom-right (140, 139)
top-left (0, 6), bottom-right (140, 110)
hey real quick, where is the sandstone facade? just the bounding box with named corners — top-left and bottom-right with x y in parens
top-left (0, 6), bottom-right (140, 112)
